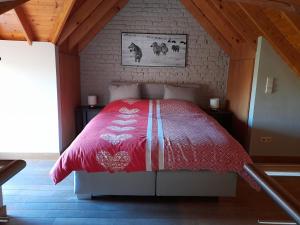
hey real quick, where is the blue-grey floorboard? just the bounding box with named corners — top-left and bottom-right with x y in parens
top-left (2, 160), bottom-right (298, 225)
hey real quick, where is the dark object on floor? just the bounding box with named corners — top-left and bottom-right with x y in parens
top-left (0, 160), bottom-right (26, 223)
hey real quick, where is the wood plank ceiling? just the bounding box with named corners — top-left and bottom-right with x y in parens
top-left (0, 0), bottom-right (300, 75)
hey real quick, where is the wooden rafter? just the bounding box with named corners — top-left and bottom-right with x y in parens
top-left (68, 0), bottom-right (120, 51)
top-left (0, 0), bottom-right (28, 15)
top-left (50, 0), bottom-right (76, 44)
top-left (57, 0), bottom-right (104, 45)
top-left (13, 6), bottom-right (34, 44)
top-left (180, 0), bottom-right (232, 55)
top-left (239, 3), bottom-right (300, 76)
top-left (192, 0), bottom-right (245, 47)
top-left (210, 0), bottom-right (257, 49)
top-left (78, 0), bottom-right (128, 52)
top-left (222, 0), bottom-right (300, 13)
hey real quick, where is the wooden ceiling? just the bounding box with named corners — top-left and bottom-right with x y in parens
top-left (181, 0), bottom-right (300, 75)
top-left (0, 0), bottom-right (300, 75)
top-left (0, 0), bottom-right (128, 49)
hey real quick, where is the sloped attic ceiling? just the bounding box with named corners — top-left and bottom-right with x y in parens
top-left (0, 0), bottom-right (300, 75)
top-left (0, 0), bottom-right (128, 48)
top-left (180, 0), bottom-right (300, 75)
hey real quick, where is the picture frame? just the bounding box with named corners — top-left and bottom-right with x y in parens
top-left (121, 32), bottom-right (187, 67)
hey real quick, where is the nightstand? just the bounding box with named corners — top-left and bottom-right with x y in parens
top-left (75, 105), bottom-right (105, 134)
top-left (204, 109), bottom-right (233, 134)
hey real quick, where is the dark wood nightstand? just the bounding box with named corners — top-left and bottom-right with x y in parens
top-left (204, 109), bottom-right (233, 134)
top-left (75, 105), bottom-right (105, 134)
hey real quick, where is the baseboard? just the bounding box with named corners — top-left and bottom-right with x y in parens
top-left (252, 156), bottom-right (300, 164)
top-left (0, 152), bottom-right (60, 160)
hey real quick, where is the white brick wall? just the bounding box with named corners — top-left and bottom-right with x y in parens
top-left (80, 0), bottom-right (229, 106)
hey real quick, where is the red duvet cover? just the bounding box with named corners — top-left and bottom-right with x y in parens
top-left (50, 99), bottom-right (256, 188)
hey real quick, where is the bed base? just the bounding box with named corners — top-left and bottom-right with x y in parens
top-left (74, 171), bottom-right (237, 199)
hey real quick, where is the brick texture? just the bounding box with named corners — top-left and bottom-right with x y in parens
top-left (80, 0), bottom-right (229, 106)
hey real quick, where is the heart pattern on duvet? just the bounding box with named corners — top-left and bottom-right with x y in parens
top-left (117, 114), bottom-right (137, 119)
top-left (112, 119), bottom-right (137, 125)
top-left (119, 107), bottom-right (139, 114)
top-left (107, 126), bottom-right (135, 132)
top-left (96, 151), bottom-right (131, 171)
top-left (100, 133), bottom-right (133, 145)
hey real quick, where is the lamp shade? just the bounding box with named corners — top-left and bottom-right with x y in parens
top-left (87, 95), bottom-right (97, 106)
top-left (210, 98), bottom-right (220, 110)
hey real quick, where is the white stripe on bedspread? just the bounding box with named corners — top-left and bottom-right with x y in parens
top-left (157, 100), bottom-right (165, 170)
top-left (146, 100), bottom-right (153, 171)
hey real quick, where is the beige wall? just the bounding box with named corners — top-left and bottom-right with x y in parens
top-left (80, 0), bottom-right (229, 107)
top-left (249, 37), bottom-right (300, 156)
top-left (0, 41), bottom-right (60, 154)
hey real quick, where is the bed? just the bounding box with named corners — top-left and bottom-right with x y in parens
top-left (50, 85), bottom-right (256, 199)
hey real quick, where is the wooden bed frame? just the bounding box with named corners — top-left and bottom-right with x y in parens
top-left (74, 83), bottom-right (237, 199)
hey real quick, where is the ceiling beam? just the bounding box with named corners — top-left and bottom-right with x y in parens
top-left (50, 0), bottom-right (76, 44)
top-left (210, 0), bottom-right (257, 49)
top-left (57, 0), bottom-right (104, 45)
top-left (13, 6), bottom-right (34, 45)
top-left (67, 0), bottom-right (120, 51)
top-left (78, 0), bottom-right (128, 52)
top-left (239, 3), bottom-right (300, 76)
top-left (192, 0), bottom-right (245, 48)
top-left (0, 0), bottom-right (28, 15)
top-left (221, 0), bottom-right (300, 13)
top-left (180, 0), bottom-right (232, 55)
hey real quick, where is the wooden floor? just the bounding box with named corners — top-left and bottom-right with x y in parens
top-left (2, 160), bottom-right (300, 225)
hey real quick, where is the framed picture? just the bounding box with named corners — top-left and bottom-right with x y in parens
top-left (121, 32), bottom-right (187, 67)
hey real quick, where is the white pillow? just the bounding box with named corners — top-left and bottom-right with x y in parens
top-left (163, 85), bottom-right (196, 103)
top-left (109, 83), bottom-right (141, 102)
